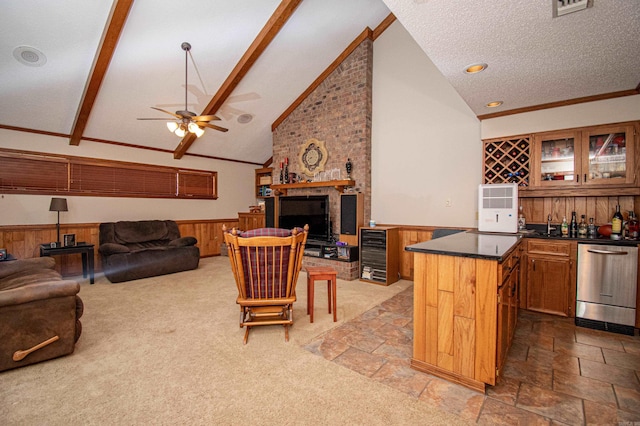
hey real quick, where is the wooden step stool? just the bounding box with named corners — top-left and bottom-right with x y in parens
top-left (305, 266), bottom-right (337, 323)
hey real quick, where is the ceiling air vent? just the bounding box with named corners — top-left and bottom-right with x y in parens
top-left (553, 0), bottom-right (592, 17)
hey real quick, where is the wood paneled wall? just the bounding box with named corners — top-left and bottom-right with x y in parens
top-left (520, 195), bottom-right (640, 225)
top-left (0, 219), bottom-right (238, 279)
top-left (395, 226), bottom-right (475, 281)
top-left (392, 195), bottom-right (640, 281)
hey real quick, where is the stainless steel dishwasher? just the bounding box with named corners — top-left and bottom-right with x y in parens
top-left (576, 243), bottom-right (638, 335)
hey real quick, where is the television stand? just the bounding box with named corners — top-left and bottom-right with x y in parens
top-left (302, 240), bottom-right (360, 281)
top-left (304, 240), bottom-right (358, 262)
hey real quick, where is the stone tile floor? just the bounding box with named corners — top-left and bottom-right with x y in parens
top-left (304, 285), bottom-right (640, 425)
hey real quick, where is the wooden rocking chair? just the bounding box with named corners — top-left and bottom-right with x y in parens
top-left (223, 225), bottom-right (308, 344)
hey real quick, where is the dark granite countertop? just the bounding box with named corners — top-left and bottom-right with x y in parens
top-left (404, 227), bottom-right (640, 262)
top-left (518, 225), bottom-right (640, 247)
top-left (405, 231), bottom-right (521, 262)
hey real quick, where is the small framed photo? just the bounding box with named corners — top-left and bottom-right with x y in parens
top-left (63, 234), bottom-right (76, 247)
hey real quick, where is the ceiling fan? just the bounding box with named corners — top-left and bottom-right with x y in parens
top-left (137, 42), bottom-right (228, 137)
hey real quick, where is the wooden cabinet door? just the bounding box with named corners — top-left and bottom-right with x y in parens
top-left (508, 263), bottom-right (519, 343)
top-left (581, 123), bottom-right (635, 187)
top-left (526, 256), bottom-right (570, 316)
top-left (531, 130), bottom-right (581, 188)
top-left (496, 281), bottom-right (511, 376)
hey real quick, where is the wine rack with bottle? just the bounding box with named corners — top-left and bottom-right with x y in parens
top-left (483, 136), bottom-right (531, 187)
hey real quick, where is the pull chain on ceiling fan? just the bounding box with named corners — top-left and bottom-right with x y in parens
top-left (137, 42), bottom-right (228, 137)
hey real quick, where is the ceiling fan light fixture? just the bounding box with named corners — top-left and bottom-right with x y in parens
top-left (167, 121), bottom-right (179, 132)
top-left (188, 122), bottom-right (204, 137)
top-left (139, 42), bottom-right (227, 137)
top-left (464, 63), bottom-right (487, 74)
top-left (174, 126), bottom-right (187, 137)
top-left (486, 101), bottom-right (503, 108)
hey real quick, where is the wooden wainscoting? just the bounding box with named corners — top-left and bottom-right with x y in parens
top-left (393, 225), bottom-right (474, 281)
top-left (520, 195), bottom-right (640, 224)
top-left (393, 194), bottom-right (640, 281)
top-left (0, 219), bottom-right (238, 280)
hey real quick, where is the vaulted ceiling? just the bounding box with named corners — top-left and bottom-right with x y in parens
top-left (1, 0), bottom-right (638, 165)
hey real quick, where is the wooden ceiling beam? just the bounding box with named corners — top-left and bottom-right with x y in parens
top-left (69, 0), bottom-right (134, 146)
top-left (173, 0), bottom-right (302, 159)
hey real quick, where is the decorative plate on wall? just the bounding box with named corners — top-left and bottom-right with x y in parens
top-left (299, 138), bottom-right (328, 177)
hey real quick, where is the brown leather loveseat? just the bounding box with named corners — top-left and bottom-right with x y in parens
top-left (0, 257), bottom-right (83, 372)
top-left (99, 220), bottom-right (200, 283)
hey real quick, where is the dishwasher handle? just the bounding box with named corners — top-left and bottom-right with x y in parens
top-left (587, 249), bottom-right (628, 255)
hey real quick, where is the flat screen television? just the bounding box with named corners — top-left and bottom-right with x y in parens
top-left (278, 195), bottom-right (330, 242)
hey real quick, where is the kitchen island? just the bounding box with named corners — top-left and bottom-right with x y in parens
top-left (405, 231), bottom-right (522, 392)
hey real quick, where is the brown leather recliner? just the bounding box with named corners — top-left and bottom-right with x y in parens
top-left (0, 257), bottom-right (83, 372)
top-left (99, 220), bottom-right (200, 283)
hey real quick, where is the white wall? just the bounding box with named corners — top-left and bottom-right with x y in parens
top-left (0, 129), bottom-right (257, 225)
top-left (481, 95), bottom-right (640, 139)
top-left (372, 21), bottom-right (481, 227)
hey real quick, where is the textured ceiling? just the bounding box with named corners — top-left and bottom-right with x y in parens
top-left (382, 0), bottom-right (640, 116)
top-left (1, 0), bottom-right (638, 165)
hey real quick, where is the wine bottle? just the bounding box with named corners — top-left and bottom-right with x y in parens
top-left (587, 218), bottom-right (597, 238)
top-left (569, 211), bottom-right (578, 238)
top-left (578, 214), bottom-right (587, 238)
top-left (628, 211), bottom-right (639, 240)
top-left (518, 205), bottom-right (526, 231)
top-left (279, 162), bottom-right (284, 184)
top-left (611, 205), bottom-right (623, 240)
top-left (561, 216), bottom-right (569, 237)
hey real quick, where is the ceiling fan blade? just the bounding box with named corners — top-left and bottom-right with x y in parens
top-left (192, 114), bottom-right (221, 122)
top-left (150, 107), bottom-right (182, 119)
top-left (199, 122), bottom-right (228, 132)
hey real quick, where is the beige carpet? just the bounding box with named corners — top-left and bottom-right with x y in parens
top-left (1, 257), bottom-right (469, 425)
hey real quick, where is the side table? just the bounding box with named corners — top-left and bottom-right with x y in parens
top-left (40, 243), bottom-right (95, 284)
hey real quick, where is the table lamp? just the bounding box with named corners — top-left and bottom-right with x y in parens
top-left (49, 197), bottom-right (68, 244)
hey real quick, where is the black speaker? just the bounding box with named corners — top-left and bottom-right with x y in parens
top-left (340, 193), bottom-right (363, 235)
top-left (264, 196), bottom-right (277, 228)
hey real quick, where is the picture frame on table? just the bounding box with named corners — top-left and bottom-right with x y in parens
top-left (63, 233), bottom-right (76, 247)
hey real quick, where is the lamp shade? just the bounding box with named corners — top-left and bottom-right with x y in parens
top-left (188, 122), bottom-right (204, 137)
top-left (174, 126), bottom-right (186, 137)
top-left (49, 197), bottom-right (68, 212)
top-left (166, 121), bottom-right (179, 132)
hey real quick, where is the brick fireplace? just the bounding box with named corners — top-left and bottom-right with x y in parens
top-left (272, 38), bottom-right (373, 239)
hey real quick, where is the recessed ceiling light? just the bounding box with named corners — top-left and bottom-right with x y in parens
top-left (486, 101), bottom-right (503, 108)
top-left (464, 63), bottom-right (487, 74)
top-left (237, 114), bottom-right (253, 124)
top-left (13, 46), bottom-right (47, 67)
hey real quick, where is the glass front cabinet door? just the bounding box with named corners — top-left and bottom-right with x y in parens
top-left (582, 124), bottom-right (635, 186)
top-left (532, 130), bottom-right (580, 187)
top-left (531, 124), bottom-right (635, 188)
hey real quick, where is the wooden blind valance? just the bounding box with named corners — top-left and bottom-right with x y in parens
top-left (0, 149), bottom-right (217, 199)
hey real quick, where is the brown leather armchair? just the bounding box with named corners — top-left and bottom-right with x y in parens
top-left (0, 257), bottom-right (83, 372)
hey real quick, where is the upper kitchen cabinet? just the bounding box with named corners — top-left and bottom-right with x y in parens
top-left (583, 124), bottom-right (635, 187)
top-left (531, 130), bottom-right (581, 187)
top-left (530, 123), bottom-right (636, 189)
